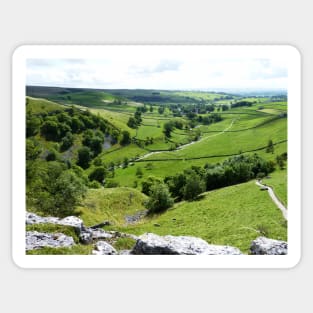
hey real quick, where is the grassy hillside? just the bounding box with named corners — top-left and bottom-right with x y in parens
top-left (77, 187), bottom-right (148, 227)
top-left (25, 87), bottom-right (288, 255)
top-left (109, 181), bottom-right (287, 253)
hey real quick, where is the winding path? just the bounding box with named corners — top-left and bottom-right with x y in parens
top-left (255, 180), bottom-right (288, 220)
top-left (137, 118), bottom-right (237, 161)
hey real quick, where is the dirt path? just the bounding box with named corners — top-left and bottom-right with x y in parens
top-left (255, 180), bottom-right (288, 220)
top-left (137, 118), bottom-right (237, 161)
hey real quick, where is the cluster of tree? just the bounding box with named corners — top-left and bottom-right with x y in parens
top-left (127, 108), bottom-right (143, 129)
top-left (230, 101), bottom-right (255, 108)
top-left (26, 157), bottom-right (87, 217)
top-left (276, 152), bottom-right (287, 170)
top-left (27, 106), bottom-right (116, 150)
top-left (142, 153), bottom-right (276, 213)
top-left (197, 113), bottom-right (223, 125)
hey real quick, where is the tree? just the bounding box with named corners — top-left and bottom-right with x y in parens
top-left (60, 132), bottom-right (74, 151)
top-left (182, 172), bottom-right (206, 200)
top-left (40, 120), bottom-right (60, 141)
top-left (46, 150), bottom-right (57, 161)
top-left (26, 138), bottom-right (42, 160)
top-left (158, 106), bottom-right (165, 114)
top-left (266, 139), bottom-right (274, 153)
top-left (136, 167), bottom-right (143, 178)
top-left (146, 183), bottom-right (174, 213)
top-left (163, 121), bottom-right (174, 137)
top-left (120, 130), bottom-right (131, 146)
top-left (71, 116), bottom-right (84, 133)
top-left (77, 146), bottom-right (92, 169)
top-left (88, 167), bottom-right (107, 184)
top-left (52, 170), bottom-right (87, 216)
top-left (149, 105), bottom-right (153, 113)
top-left (141, 176), bottom-right (162, 195)
top-left (123, 157), bottom-right (129, 168)
top-left (127, 117), bottom-right (138, 129)
top-left (26, 115), bottom-right (41, 137)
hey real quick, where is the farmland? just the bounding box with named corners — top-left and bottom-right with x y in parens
top-left (25, 86), bottom-right (287, 254)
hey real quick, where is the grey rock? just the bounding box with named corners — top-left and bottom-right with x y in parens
top-left (250, 237), bottom-right (288, 255)
top-left (58, 216), bottom-right (84, 231)
top-left (92, 241), bottom-right (117, 255)
top-left (131, 233), bottom-right (242, 255)
top-left (125, 210), bottom-right (148, 224)
top-left (119, 250), bottom-right (132, 255)
top-left (26, 212), bottom-right (59, 225)
top-left (91, 229), bottom-right (113, 240)
top-left (26, 211), bottom-right (84, 231)
top-left (26, 231), bottom-right (75, 251)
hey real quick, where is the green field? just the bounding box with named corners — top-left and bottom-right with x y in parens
top-left (109, 181), bottom-right (287, 253)
top-left (26, 87), bottom-right (288, 255)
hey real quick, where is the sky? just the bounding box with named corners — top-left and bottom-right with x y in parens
top-left (26, 50), bottom-right (288, 91)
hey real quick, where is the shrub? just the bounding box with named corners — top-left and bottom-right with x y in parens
top-left (88, 180), bottom-right (102, 189)
top-left (146, 183), bottom-right (174, 214)
top-left (105, 180), bottom-right (120, 188)
top-left (77, 146), bottom-right (92, 169)
top-left (88, 167), bottom-right (107, 184)
top-left (182, 172), bottom-right (206, 200)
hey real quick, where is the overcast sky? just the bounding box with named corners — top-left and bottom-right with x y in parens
top-left (26, 53), bottom-right (288, 90)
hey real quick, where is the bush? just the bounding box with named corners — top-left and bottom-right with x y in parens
top-left (182, 172), bottom-right (206, 200)
top-left (105, 180), bottom-right (120, 188)
top-left (77, 146), bottom-right (92, 169)
top-left (136, 167), bottom-right (143, 178)
top-left (46, 150), bottom-right (57, 161)
top-left (88, 167), bottom-right (107, 184)
top-left (146, 183), bottom-right (174, 214)
top-left (120, 130), bottom-right (131, 146)
top-left (88, 180), bottom-right (102, 189)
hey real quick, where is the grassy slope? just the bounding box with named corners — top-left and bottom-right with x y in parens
top-left (77, 187), bottom-right (148, 227)
top-left (113, 181), bottom-right (287, 253)
top-left (143, 117), bottom-right (287, 160)
top-left (26, 96), bottom-right (65, 113)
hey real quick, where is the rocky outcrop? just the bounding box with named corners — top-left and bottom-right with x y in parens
top-left (92, 241), bottom-right (117, 255)
top-left (26, 231), bottom-right (75, 251)
top-left (250, 237), bottom-right (288, 255)
top-left (26, 212), bottom-right (84, 231)
top-left (79, 228), bottom-right (113, 244)
top-left (131, 233), bottom-right (242, 255)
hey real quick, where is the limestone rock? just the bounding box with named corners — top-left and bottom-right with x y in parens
top-left (26, 231), bottom-right (75, 251)
top-left (26, 212), bottom-right (84, 231)
top-left (131, 233), bottom-right (242, 255)
top-left (91, 229), bottom-right (113, 240)
top-left (26, 212), bottom-right (59, 225)
top-left (58, 216), bottom-right (84, 231)
top-left (92, 241), bottom-right (117, 255)
top-left (250, 237), bottom-right (287, 255)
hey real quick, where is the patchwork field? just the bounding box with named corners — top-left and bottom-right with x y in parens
top-left (26, 86), bottom-right (288, 255)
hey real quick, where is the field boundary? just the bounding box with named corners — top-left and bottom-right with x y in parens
top-left (135, 139), bottom-right (287, 162)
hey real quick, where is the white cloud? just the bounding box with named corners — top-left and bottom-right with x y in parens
top-left (26, 53), bottom-right (288, 90)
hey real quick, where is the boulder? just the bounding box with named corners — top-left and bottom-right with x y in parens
top-left (131, 233), bottom-right (242, 255)
top-left (26, 212), bottom-right (59, 225)
top-left (26, 211), bottom-right (84, 231)
top-left (57, 216), bottom-right (84, 231)
top-left (250, 237), bottom-right (287, 255)
top-left (26, 231), bottom-right (75, 251)
top-left (92, 241), bottom-right (117, 255)
top-left (91, 229), bottom-right (113, 240)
